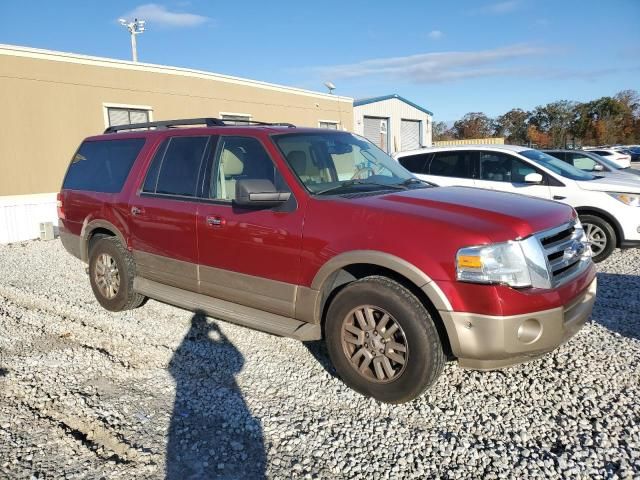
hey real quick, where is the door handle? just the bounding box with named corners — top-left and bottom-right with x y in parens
top-left (206, 216), bottom-right (225, 227)
top-left (131, 206), bottom-right (144, 216)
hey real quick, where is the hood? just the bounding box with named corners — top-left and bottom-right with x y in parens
top-left (597, 170), bottom-right (640, 182)
top-left (577, 176), bottom-right (640, 193)
top-left (346, 186), bottom-right (574, 242)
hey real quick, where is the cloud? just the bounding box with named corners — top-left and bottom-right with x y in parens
top-left (122, 3), bottom-right (209, 27)
top-left (428, 30), bottom-right (443, 40)
top-left (305, 44), bottom-right (548, 84)
top-left (469, 1), bottom-right (521, 15)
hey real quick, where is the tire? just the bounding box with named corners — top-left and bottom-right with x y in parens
top-left (325, 276), bottom-right (445, 404)
top-left (579, 214), bottom-right (616, 263)
top-left (88, 237), bottom-right (146, 311)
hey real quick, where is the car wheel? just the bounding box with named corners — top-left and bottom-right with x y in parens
top-left (325, 276), bottom-right (445, 404)
top-left (579, 214), bottom-right (616, 263)
top-left (88, 237), bottom-right (146, 311)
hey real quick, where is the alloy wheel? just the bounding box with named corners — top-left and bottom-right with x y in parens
top-left (341, 305), bottom-right (408, 383)
top-left (94, 253), bottom-right (120, 299)
top-left (583, 223), bottom-right (607, 256)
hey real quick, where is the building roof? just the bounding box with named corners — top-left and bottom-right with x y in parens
top-left (0, 43), bottom-right (353, 103)
top-left (353, 94), bottom-right (433, 116)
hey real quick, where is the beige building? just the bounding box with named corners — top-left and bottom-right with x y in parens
top-left (353, 94), bottom-right (433, 155)
top-left (0, 44), bottom-right (353, 242)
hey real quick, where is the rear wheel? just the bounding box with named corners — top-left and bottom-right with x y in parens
top-left (579, 214), bottom-right (616, 263)
top-left (325, 276), bottom-right (445, 404)
top-left (89, 237), bottom-right (146, 311)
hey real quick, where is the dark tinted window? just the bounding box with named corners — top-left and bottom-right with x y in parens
top-left (429, 151), bottom-right (474, 178)
top-left (544, 151), bottom-right (565, 161)
top-left (479, 152), bottom-right (537, 183)
top-left (152, 136), bottom-right (209, 196)
top-left (142, 140), bottom-right (168, 193)
top-left (589, 150), bottom-right (609, 156)
top-left (398, 153), bottom-right (431, 173)
top-left (63, 138), bottom-right (145, 193)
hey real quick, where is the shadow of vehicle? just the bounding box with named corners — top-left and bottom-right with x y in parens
top-left (592, 272), bottom-right (640, 341)
top-left (166, 311), bottom-right (266, 479)
top-left (303, 340), bottom-right (338, 379)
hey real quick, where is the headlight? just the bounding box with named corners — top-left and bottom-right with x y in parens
top-left (608, 192), bottom-right (640, 207)
top-left (456, 241), bottom-right (531, 288)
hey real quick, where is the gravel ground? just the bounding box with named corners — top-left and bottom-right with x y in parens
top-left (0, 240), bottom-right (638, 479)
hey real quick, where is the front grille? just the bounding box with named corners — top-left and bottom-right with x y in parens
top-left (536, 222), bottom-right (585, 286)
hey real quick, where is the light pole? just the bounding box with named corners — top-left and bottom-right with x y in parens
top-left (118, 18), bottom-right (146, 62)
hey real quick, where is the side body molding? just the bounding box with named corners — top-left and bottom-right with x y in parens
top-left (296, 250), bottom-right (453, 324)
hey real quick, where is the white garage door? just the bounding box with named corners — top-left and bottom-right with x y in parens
top-left (401, 120), bottom-right (421, 151)
top-left (363, 117), bottom-right (388, 151)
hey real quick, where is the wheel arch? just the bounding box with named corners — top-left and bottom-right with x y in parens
top-left (309, 251), bottom-right (454, 357)
top-left (80, 220), bottom-right (127, 262)
top-left (574, 206), bottom-right (623, 247)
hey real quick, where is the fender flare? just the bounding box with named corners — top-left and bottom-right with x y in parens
top-left (309, 250), bottom-right (453, 318)
top-left (80, 219), bottom-right (127, 262)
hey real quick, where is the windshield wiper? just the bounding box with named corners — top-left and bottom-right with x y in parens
top-left (397, 177), bottom-right (435, 188)
top-left (315, 179), bottom-right (406, 195)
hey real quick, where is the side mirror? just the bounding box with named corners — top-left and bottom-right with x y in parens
top-left (524, 172), bottom-right (543, 184)
top-left (593, 164), bottom-right (604, 172)
top-left (234, 179), bottom-right (291, 208)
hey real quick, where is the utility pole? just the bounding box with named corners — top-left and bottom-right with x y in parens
top-left (118, 18), bottom-right (146, 62)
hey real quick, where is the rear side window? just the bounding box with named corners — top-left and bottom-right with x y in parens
top-left (429, 151), bottom-right (475, 178)
top-left (142, 136), bottom-right (210, 197)
top-left (63, 138), bottom-right (145, 193)
top-left (398, 153), bottom-right (431, 174)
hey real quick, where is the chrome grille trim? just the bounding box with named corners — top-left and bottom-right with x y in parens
top-left (534, 220), bottom-right (590, 288)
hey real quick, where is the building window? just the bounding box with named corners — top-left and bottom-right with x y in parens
top-left (319, 121), bottom-right (339, 129)
top-left (106, 107), bottom-right (151, 127)
top-left (220, 113), bottom-right (253, 125)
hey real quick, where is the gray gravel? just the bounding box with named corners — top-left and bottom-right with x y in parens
top-left (0, 240), bottom-right (639, 479)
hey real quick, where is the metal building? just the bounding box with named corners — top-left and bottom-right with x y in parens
top-left (0, 44), bottom-right (353, 243)
top-left (353, 94), bottom-right (433, 155)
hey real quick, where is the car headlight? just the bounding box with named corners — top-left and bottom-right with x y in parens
top-left (456, 241), bottom-right (531, 288)
top-left (608, 192), bottom-right (640, 207)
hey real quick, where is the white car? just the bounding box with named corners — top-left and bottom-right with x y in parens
top-left (584, 148), bottom-right (631, 168)
top-left (395, 145), bottom-right (640, 262)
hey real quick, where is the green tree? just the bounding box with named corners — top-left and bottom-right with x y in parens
top-left (528, 100), bottom-right (577, 148)
top-left (494, 108), bottom-right (530, 144)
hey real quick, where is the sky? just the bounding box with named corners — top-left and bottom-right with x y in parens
top-left (1, 0), bottom-right (639, 122)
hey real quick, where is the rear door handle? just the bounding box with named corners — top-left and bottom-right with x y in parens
top-left (206, 216), bottom-right (225, 227)
top-left (131, 206), bottom-right (144, 216)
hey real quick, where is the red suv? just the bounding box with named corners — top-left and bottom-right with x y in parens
top-left (58, 118), bottom-right (597, 403)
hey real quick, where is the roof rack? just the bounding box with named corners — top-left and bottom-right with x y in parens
top-left (103, 117), bottom-right (296, 133)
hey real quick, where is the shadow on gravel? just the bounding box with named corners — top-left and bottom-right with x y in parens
top-left (166, 311), bottom-right (266, 479)
top-left (303, 340), bottom-right (338, 379)
top-left (593, 272), bottom-right (640, 341)
top-left (0, 367), bottom-right (7, 377)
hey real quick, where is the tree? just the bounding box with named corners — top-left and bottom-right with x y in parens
top-left (528, 100), bottom-right (576, 148)
top-left (494, 108), bottom-right (530, 144)
top-left (432, 121), bottom-right (454, 141)
top-left (452, 112), bottom-right (495, 139)
top-left (574, 96), bottom-right (629, 145)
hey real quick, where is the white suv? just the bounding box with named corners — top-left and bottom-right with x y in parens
top-left (395, 145), bottom-right (640, 262)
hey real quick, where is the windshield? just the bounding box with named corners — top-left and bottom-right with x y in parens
top-left (520, 150), bottom-right (596, 181)
top-left (272, 131), bottom-right (416, 194)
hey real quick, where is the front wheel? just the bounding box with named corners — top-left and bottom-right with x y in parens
top-left (325, 276), bottom-right (445, 404)
top-left (579, 214), bottom-right (616, 263)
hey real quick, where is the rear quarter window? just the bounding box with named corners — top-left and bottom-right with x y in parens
top-left (63, 138), bottom-right (145, 193)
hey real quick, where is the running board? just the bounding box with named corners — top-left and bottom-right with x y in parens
top-left (133, 277), bottom-right (321, 341)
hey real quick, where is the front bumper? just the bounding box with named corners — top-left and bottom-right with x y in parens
top-left (439, 277), bottom-right (597, 370)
